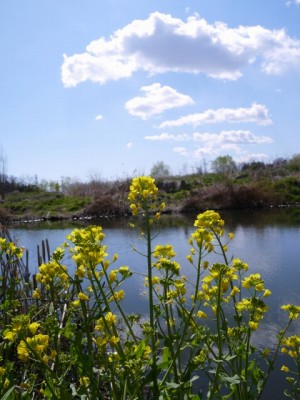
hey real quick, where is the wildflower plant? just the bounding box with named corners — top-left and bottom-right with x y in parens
top-left (0, 176), bottom-right (299, 399)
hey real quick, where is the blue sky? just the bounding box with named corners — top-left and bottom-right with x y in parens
top-left (1, 0), bottom-right (300, 182)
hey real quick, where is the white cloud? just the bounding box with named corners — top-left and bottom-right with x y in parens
top-left (192, 130), bottom-right (273, 145)
top-left (174, 146), bottom-right (271, 163)
top-left (234, 152), bottom-right (270, 164)
top-left (147, 129), bottom-right (272, 162)
top-left (61, 12), bottom-right (300, 87)
top-left (173, 147), bottom-right (189, 156)
top-left (126, 142), bottom-right (133, 149)
top-left (125, 83), bottom-right (194, 119)
top-left (144, 132), bottom-right (190, 141)
top-left (159, 103), bottom-right (272, 128)
top-left (146, 129), bottom-right (272, 146)
top-left (95, 114), bottom-right (103, 120)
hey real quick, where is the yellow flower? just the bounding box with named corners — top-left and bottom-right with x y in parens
top-left (263, 289), bottom-right (272, 297)
top-left (281, 304), bottom-right (300, 320)
top-left (232, 258), bottom-right (249, 271)
top-left (80, 376), bottom-right (90, 387)
top-left (153, 244), bottom-right (176, 259)
top-left (197, 310), bottom-right (208, 319)
top-left (109, 270), bottom-right (118, 283)
top-left (230, 286), bottom-right (240, 297)
top-left (105, 312), bottom-right (117, 326)
top-left (32, 288), bottom-right (41, 299)
top-left (186, 254), bottom-right (193, 264)
top-left (3, 378), bottom-right (10, 388)
top-left (109, 289), bottom-right (125, 302)
top-left (75, 265), bottom-right (86, 278)
top-left (78, 292), bottom-right (89, 301)
top-left (3, 330), bottom-right (17, 342)
top-left (93, 336), bottom-right (108, 347)
top-left (0, 367), bottom-right (6, 376)
top-left (17, 340), bottom-right (29, 362)
top-left (29, 322), bottom-right (40, 335)
top-left (109, 335), bottom-right (120, 346)
top-left (281, 365), bottom-right (289, 373)
top-left (248, 321), bottom-right (259, 330)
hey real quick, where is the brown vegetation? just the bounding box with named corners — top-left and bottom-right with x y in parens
top-left (1, 155), bottom-right (300, 223)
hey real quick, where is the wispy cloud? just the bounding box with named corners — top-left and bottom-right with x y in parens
top-left (173, 146), bottom-right (270, 164)
top-left (286, 0), bottom-right (300, 6)
top-left (147, 129), bottom-right (273, 162)
top-left (145, 129), bottom-right (272, 145)
top-left (125, 83), bottom-right (194, 119)
top-left (126, 142), bottom-right (133, 149)
top-left (145, 132), bottom-right (190, 141)
top-left (159, 103), bottom-right (272, 128)
top-left (95, 114), bottom-right (103, 121)
top-left (62, 12), bottom-right (300, 87)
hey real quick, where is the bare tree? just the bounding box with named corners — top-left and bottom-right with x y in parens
top-left (0, 147), bottom-right (7, 200)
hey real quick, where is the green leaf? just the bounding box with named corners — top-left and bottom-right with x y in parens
top-left (1, 386), bottom-right (15, 400)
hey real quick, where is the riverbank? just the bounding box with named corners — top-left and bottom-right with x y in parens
top-left (1, 165), bottom-right (300, 224)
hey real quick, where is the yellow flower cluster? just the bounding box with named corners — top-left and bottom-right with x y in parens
top-left (236, 297), bottom-right (268, 330)
top-left (281, 335), bottom-right (300, 358)
top-left (67, 226), bottom-right (108, 270)
top-left (201, 263), bottom-right (238, 302)
top-left (0, 237), bottom-right (24, 258)
top-left (194, 210), bottom-right (225, 236)
top-left (3, 315), bottom-right (30, 342)
top-left (128, 176), bottom-right (164, 217)
top-left (94, 312), bottom-right (120, 349)
top-left (17, 334), bottom-right (49, 362)
top-left (152, 244), bottom-right (180, 274)
top-left (153, 244), bottom-right (176, 259)
top-left (36, 260), bottom-right (69, 289)
top-left (281, 304), bottom-right (300, 320)
top-left (0, 365), bottom-right (9, 389)
top-left (242, 273), bottom-right (271, 297)
top-left (188, 211), bottom-right (228, 256)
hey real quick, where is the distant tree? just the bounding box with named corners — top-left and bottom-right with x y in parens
top-left (0, 147), bottom-right (7, 200)
top-left (211, 155), bottom-right (237, 175)
top-left (288, 154), bottom-right (300, 172)
top-left (150, 161), bottom-right (171, 179)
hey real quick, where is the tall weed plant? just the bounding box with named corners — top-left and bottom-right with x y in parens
top-left (0, 176), bottom-right (299, 399)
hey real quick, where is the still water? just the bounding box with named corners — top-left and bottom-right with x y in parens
top-left (10, 207), bottom-right (300, 399)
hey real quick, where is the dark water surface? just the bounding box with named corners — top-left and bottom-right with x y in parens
top-left (10, 207), bottom-right (300, 399)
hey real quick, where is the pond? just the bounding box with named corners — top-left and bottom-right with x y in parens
top-left (9, 206), bottom-right (300, 399)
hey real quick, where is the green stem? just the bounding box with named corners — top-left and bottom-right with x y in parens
top-left (144, 204), bottom-right (159, 397)
top-left (208, 277), bottom-right (223, 400)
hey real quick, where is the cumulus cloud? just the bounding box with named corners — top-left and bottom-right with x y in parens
top-left (125, 83), bottom-right (194, 119)
top-left (61, 12), bottom-right (300, 87)
top-left (126, 142), bottom-right (133, 149)
top-left (159, 103), bottom-right (272, 128)
top-left (95, 114), bottom-right (103, 120)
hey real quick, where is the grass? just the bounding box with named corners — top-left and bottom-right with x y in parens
top-left (0, 191), bottom-right (91, 220)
